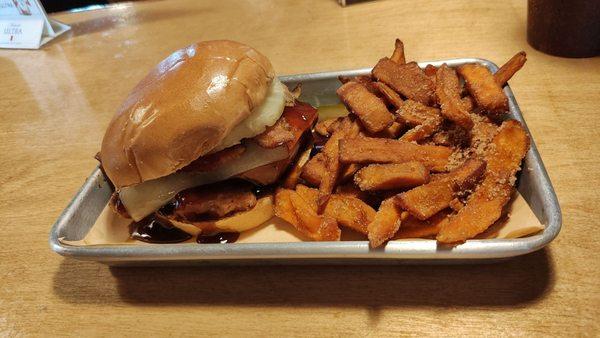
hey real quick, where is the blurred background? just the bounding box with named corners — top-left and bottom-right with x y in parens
top-left (42, 0), bottom-right (368, 13)
top-left (42, 0), bottom-right (132, 12)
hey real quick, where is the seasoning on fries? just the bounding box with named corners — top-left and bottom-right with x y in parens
top-left (399, 118), bottom-right (442, 142)
top-left (300, 152), bottom-right (326, 186)
top-left (337, 81), bottom-right (394, 133)
top-left (339, 137), bottom-right (452, 172)
top-left (397, 100), bottom-right (441, 126)
top-left (272, 39), bottom-right (530, 247)
top-left (458, 64), bottom-right (508, 113)
top-left (395, 159), bottom-right (486, 220)
top-left (367, 199), bottom-right (405, 247)
top-left (317, 131), bottom-right (342, 206)
top-left (373, 81), bottom-right (404, 109)
top-left (325, 194), bottom-right (376, 235)
top-left (372, 58), bottom-right (435, 106)
top-left (354, 162), bottom-right (429, 191)
top-left (435, 64), bottom-right (473, 129)
top-left (437, 120), bottom-right (529, 243)
top-left (423, 64), bottom-right (438, 78)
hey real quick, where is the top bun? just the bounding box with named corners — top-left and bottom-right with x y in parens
top-left (100, 40), bottom-right (275, 189)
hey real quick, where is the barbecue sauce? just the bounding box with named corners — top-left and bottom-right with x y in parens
top-left (130, 215), bottom-right (192, 243)
top-left (251, 183), bottom-right (275, 197)
top-left (130, 214), bottom-right (239, 244)
top-left (284, 102), bottom-right (318, 131)
top-left (197, 232), bottom-right (240, 244)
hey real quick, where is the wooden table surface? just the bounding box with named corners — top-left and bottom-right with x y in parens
top-left (1, 0), bottom-right (598, 336)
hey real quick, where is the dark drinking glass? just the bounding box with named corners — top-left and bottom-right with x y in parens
top-left (528, 0), bottom-right (600, 58)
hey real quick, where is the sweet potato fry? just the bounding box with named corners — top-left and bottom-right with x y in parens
top-left (395, 159), bottom-right (486, 220)
top-left (396, 100), bottom-right (441, 126)
top-left (372, 58), bottom-right (435, 106)
top-left (317, 117), bottom-right (362, 209)
top-left (394, 211), bottom-right (449, 239)
top-left (290, 192), bottom-right (341, 241)
top-left (372, 82), bottom-right (404, 109)
top-left (295, 184), bottom-right (319, 210)
top-left (461, 95), bottom-right (475, 113)
top-left (275, 188), bottom-right (341, 241)
top-left (368, 198), bottom-right (405, 247)
top-left (315, 116), bottom-right (362, 138)
top-left (390, 38), bottom-right (406, 64)
top-left (469, 114), bottom-right (498, 156)
top-left (335, 183), bottom-right (372, 201)
top-left (338, 75), bottom-right (352, 84)
top-left (423, 64), bottom-right (437, 78)
top-left (301, 152), bottom-right (326, 187)
top-left (370, 121), bottom-right (404, 138)
top-left (359, 78), bottom-right (381, 95)
top-left (399, 118), bottom-right (442, 143)
top-left (431, 131), bottom-right (452, 146)
top-left (337, 82), bottom-right (394, 133)
top-left (449, 198), bottom-right (464, 212)
top-left (495, 51), bottom-right (527, 86)
top-left (318, 135), bottom-right (341, 207)
top-left (295, 185), bottom-right (375, 235)
top-left (325, 194), bottom-right (376, 235)
top-left (435, 64), bottom-right (473, 129)
top-left (339, 163), bottom-right (361, 183)
top-left (437, 183), bottom-right (512, 243)
top-left (354, 162), bottom-right (429, 191)
top-left (338, 137), bottom-right (453, 172)
top-left (314, 119), bottom-right (336, 137)
top-left (326, 116), bottom-right (362, 135)
top-left (437, 120), bottom-right (530, 243)
top-left (338, 75), bottom-right (379, 94)
top-left (274, 188), bottom-right (300, 225)
top-left (302, 118), bottom-right (362, 187)
top-left (282, 145), bottom-right (313, 189)
top-left (458, 64), bottom-right (508, 113)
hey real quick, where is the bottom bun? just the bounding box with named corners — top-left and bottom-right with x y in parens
top-left (169, 195), bottom-right (274, 235)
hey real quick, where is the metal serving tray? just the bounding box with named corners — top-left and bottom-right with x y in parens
top-left (49, 58), bottom-right (561, 265)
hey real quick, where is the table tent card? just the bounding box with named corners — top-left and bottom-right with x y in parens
top-left (0, 0), bottom-right (70, 49)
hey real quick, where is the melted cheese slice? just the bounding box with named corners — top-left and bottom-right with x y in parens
top-left (120, 142), bottom-right (288, 221)
top-left (213, 77), bottom-right (286, 152)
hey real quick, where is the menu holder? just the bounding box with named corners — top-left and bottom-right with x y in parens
top-left (0, 0), bottom-right (70, 49)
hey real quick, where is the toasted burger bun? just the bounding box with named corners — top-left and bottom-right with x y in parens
top-left (100, 40), bottom-right (275, 189)
top-left (168, 195), bottom-right (274, 235)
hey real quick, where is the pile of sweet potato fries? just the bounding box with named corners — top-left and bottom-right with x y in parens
top-left (275, 40), bottom-right (530, 247)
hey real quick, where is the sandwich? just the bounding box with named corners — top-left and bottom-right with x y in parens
top-left (99, 40), bottom-right (317, 238)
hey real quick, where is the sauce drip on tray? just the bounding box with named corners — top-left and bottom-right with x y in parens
top-left (197, 232), bottom-right (240, 244)
top-left (130, 215), bottom-right (192, 244)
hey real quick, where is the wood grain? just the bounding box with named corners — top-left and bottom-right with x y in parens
top-left (0, 0), bottom-right (599, 336)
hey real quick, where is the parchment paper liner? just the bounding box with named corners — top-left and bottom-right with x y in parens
top-left (60, 191), bottom-right (544, 246)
